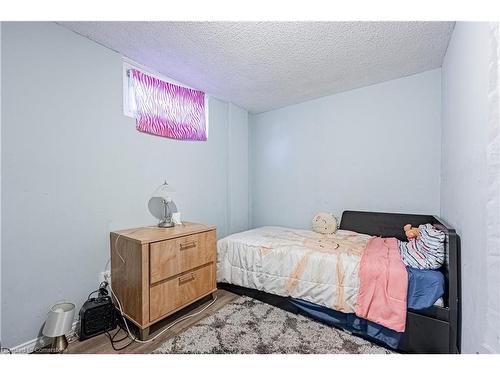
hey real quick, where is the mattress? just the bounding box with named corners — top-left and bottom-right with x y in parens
top-left (217, 226), bottom-right (372, 313)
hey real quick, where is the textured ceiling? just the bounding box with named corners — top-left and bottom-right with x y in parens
top-left (59, 22), bottom-right (454, 113)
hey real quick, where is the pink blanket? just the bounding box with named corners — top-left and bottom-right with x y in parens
top-left (356, 237), bottom-right (408, 332)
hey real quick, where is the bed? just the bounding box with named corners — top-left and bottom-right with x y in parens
top-left (217, 210), bottom-right (461, 354)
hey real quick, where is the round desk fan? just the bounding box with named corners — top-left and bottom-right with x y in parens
top-left (148, 181), bottom-right (178, 228)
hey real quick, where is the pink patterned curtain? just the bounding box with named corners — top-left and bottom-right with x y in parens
top-left (129, 69), bottom-right (207, 141)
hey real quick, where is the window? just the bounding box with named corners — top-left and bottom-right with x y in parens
top-left (123, 60), bottom-right (208, 141)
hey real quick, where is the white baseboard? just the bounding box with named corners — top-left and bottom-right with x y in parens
top-left (7, 320), bottom-right (79, 354)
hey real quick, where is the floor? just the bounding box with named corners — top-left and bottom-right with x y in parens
top-left (66, 289), bottom-right (238, 354)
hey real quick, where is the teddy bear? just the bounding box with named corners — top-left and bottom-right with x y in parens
top-left (312, 212), bottom-right (338, 235)
top-left (403, 224), bottom-right (421, 239)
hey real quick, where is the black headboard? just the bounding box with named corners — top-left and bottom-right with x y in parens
top-left (339, 211), bottom-right (436, 240)
top-left (339, 210), bottom-right (461, 353)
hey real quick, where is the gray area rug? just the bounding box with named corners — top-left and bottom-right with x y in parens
top-left (153, 296), bottom-right (393, 354)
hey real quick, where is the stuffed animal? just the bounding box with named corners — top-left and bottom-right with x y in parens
top-left (312, 212), bottom-right (338, 235)
top-left (403, 224), bottom-right (421, 239)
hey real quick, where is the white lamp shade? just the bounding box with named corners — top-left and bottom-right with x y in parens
top-left (152, 181), bottom-right (175, 198)
top-left (42, 302), bottom-right (75, 337)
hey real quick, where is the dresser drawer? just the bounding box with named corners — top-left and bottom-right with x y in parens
top-left (149, 263), bottom-right (216, 321)
top-left (150, 230), bottom-right (216, 283)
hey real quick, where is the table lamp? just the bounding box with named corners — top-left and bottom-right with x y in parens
top-left (42, 302), bottom-right (75, 353)
top-left (148, 181), bottom-right (178, 228)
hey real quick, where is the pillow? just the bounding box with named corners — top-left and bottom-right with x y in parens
top-left (398, 224), bottom-right (445, 269)
top-left (312, 212), bottom-right (338, 235)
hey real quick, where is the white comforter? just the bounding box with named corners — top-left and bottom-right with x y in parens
top-left (217, 226), bottom-right (372, 313)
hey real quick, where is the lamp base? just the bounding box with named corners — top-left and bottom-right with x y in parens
top-left (158, 221), bottom-right (174, 228)
top-left (51, 335), bottom-right (68, 353)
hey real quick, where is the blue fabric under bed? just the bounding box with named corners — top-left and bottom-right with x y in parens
top-left (289, 267), bottom-right (445, 349)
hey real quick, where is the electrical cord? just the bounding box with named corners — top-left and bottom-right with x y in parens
top-left (105, 326), bottom-right (135, 351)
top-left (107, 224), bottom-right (185, 269)
top-left (112, 226), bottom-right (157, 264)
top-left (107, 277), bottom-right (217, 345)
top-left (87, 281), bottom-right (109, 300)
top-left (109, 326), bottom-right (130, 344)
top-left (104, 229), bottom-right (218, 348)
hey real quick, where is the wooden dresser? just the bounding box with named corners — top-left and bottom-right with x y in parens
top-left (110, 222), bottom-right (217, 339)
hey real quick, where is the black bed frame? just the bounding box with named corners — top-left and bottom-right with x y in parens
top-left (218, 210), bottom-right (461, 354)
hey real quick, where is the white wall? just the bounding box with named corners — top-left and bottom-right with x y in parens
top-left (441, 22), bottom-right (500, 353)
top-left (0, 22), bottom-right (248, 348)
top-left (250, 69), bottom-right (442, 229)
top-left (227, 104), bottom-right (249, 233)
top-left (0, 21), bottom-right (3, 348)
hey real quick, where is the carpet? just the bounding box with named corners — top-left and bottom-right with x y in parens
top-left (152, 296), bottom-right (393, 354)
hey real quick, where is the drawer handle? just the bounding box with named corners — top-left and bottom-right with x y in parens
top-left (179, 241), bottom-right (197, 250)
top-left (178, 272), bottom-right (196, 284)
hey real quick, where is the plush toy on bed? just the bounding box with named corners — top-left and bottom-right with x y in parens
top-left (312, 212), bottom-right (338, 235)
top-left (399, 223), bottom-right (445, 269)
top-left (403, 224), bottom-right (421, 239)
